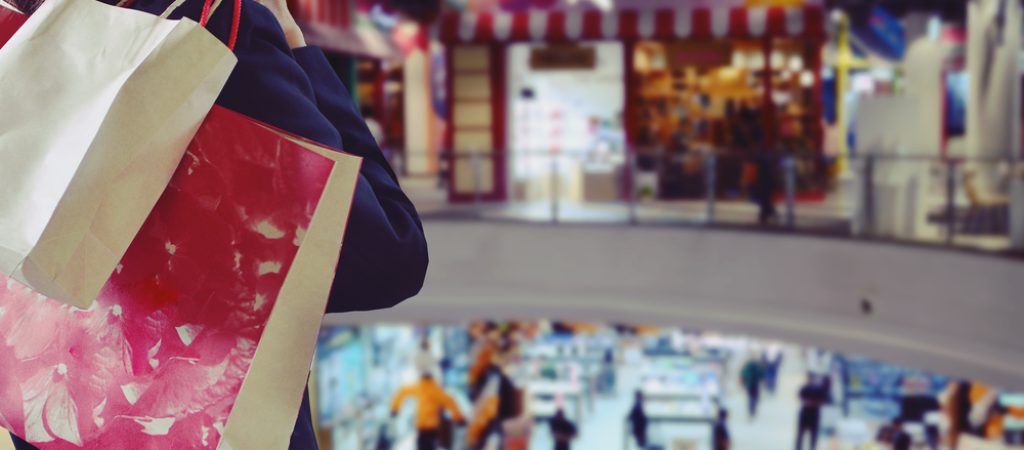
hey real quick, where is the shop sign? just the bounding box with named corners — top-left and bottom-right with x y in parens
top-left (669, 42), bottom-right (732, 69)
top-left (529, 44), bottom-right (597, 70)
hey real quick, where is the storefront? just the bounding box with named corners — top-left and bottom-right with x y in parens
top-left (291, 0), bottom-right (439, 174)
top-left (507, 41), bottom-right (626, 203)
top-left (439, 1), bottom-right (827, 202)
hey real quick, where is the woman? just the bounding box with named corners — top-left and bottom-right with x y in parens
top-left (8, 0), bottom-right (427, 448)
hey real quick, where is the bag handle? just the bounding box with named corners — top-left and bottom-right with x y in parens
top-left (118, 0), bottom-right (241, 50)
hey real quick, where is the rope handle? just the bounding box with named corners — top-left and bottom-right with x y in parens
top-left (119, 0), bottom-right (241, 51)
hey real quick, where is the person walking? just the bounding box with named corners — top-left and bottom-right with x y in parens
top-left (600, 347), bottom-right (617, 394)
top-left (750, 151), bottom-right (779, 225)
top-left (796, 374), bottom-right (828, 450)
top-left (891, 418), bottom-right (912, 450)
top-left (549, 408), bottom-right (578, 450)
top-left (628, 390), bottom-right (649, 449)
top-left (740, 356), bottom-right (765, 419)
top-left (762, 343), bottom-right (784, 395)
top-left (8, 0), bottom-right (427, 448)
top-left (391, 374), bottom-right (466, 450)
top-left (713, 408), bottom-right (731, 450)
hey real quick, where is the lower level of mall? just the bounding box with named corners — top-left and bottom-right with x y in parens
top-left (311, 323), bottom-right (1024, 450)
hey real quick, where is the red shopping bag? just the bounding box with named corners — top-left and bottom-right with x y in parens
top-left (0, 103), bottom-right (361, 449)
top-left (0, 3), bottom-right (26, 43)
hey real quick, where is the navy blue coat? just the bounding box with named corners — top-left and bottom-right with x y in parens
top-left (11, 0), bottom-right (426, 448)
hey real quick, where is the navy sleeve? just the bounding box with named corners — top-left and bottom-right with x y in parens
top-left (291, 46), bottom-right (428, 313)
top-left (144, 0), bottom-right (343, 146)
top-left (136, 0), bottom-right (427, 312)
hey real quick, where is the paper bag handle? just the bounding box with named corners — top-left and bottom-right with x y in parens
top-left (118, 0), bottom-right (241, 50)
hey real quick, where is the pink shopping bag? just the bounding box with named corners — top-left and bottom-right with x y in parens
top-left (0, 103), bottom-right (362, 449)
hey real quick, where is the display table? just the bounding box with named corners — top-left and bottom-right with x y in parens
top-left (621, 412), bottom-right (714, 450)
top-left (526, 380), bottom-right (585, 424)
top-left (642, 383), bottom-right (708, 401)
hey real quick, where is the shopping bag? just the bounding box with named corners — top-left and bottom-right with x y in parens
top-left (0, 105), bottom-right (362, 449)
top-left (0, 2), bottom-right (25, 43)
top-left (0, 0), bottom-right (237, 309)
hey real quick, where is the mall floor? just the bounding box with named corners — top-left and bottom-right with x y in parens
top-left (527, 347), bottom-right (807, 450)
top-left (385, 347), bottom-right (815, 450)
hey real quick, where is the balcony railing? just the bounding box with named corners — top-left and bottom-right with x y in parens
top-left (391, 149), bottom-right (1024, 256)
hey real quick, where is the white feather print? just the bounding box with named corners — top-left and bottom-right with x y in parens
top-left (43, 383), bottom-right (82, 446)
top-left (22, 367), bottom-right (56, 444)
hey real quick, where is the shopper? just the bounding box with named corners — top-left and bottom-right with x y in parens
top-left (713, 408), bottom-right (731, 450)
top-left (943, 380), bottom-right (972, 448)
top-left (8, 0), bottom-right (427, 448)
top-left (628, 390), bottom-right (649, 449)
top-left (762, 343), bottom-right (784, 395)
top-left (469, 322), bottom-right (501, 399)
top-left (740, 356), bottom-right (765, 419)
top-left (751, 150), bottom-right (779, 225)
top-left (600, 347), bottom-right (616, 394)
top-left (391, 374), bottom-right (466, 450)
top-left (375, 423), bottom-right (393, 450)
top-left (891, 418), bottom-right (912, 450)
top-left (796, 374), bottom-right (828, 450)
top-left (549, 408), bottom-right (578, 450)
top-left (969, 383), bottom-right (1005, 439)
top-left (468, 347), bottom-right (519, 450)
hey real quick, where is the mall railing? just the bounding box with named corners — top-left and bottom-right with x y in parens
top-left (391, 149), bottom-right (1024, 256)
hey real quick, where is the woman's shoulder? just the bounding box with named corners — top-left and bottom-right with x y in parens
top-left (128, 0), bottom-right (289, 52)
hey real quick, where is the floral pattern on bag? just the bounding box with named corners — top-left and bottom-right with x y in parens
top-left (0, 107), bottom-right (336, 449)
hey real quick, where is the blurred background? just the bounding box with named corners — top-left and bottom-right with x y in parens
top-left (7, 0), bottom-right (1024, 449)
top-left (299, 0), bottom-right (1024, 449)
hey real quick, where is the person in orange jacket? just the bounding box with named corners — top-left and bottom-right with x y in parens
top-left (391, 373), bottom-right (466, 450)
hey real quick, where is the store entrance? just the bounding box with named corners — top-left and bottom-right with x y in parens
top-left (631, 39), bottom-right (821, 202)
top-left (507, 42), bottom-right (626, 215)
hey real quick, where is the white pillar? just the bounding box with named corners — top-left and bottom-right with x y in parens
top-left (404, 49), bottom-right (433, 175)
top-left (966, 0), bottom-right (1022, 160)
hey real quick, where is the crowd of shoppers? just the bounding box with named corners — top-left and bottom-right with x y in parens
top-left (372, 325), bottom-right (1020, 450)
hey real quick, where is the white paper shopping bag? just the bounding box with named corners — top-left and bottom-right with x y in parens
top-left (0, 0), bottom-right (237, 308)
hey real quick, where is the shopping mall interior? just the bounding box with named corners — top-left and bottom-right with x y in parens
top-left (303, 0), bottom-right (1024, 446)
top-left (305, 321), bottom-right (1024, 450)
top-left (1, 0), bottom-right (1023, 449)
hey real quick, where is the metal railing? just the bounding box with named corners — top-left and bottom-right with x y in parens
top-left (390, 148), bottom-right (1024, 256)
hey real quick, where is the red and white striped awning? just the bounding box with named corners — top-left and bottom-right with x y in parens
top-left (440, 6), bottom-right (825, 44)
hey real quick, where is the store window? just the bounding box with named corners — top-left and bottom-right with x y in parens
top-left (631, 38), bottom-right (822, 200)
top-left (507, 42), bottom-right (626, 204)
